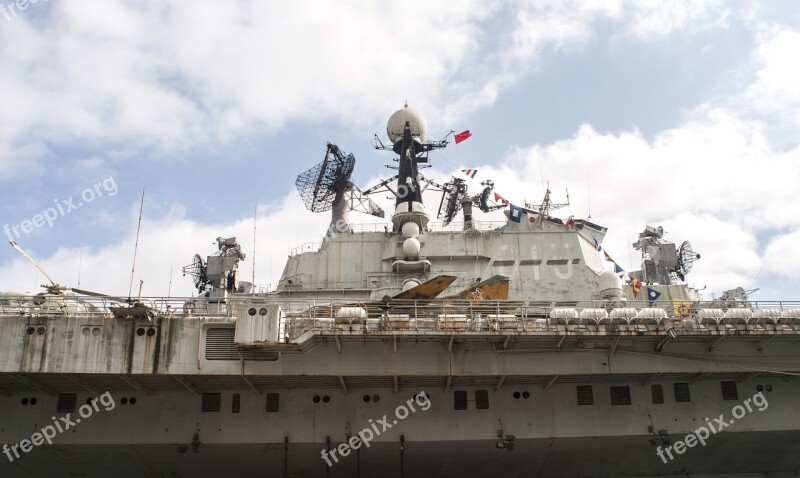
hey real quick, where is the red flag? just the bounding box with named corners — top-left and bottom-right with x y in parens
top-left (493, 192), bottom-right (508, 204)
top-left (629, 274), bottom-right (643, 298)
top-left (454, 130), bottom-right (472, 144)
top-left (564, 216), bottom-right (575, 229)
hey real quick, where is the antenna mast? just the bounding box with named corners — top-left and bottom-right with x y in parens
top-left (252, 202), bottom-right (257, 287)
top-left (128, 189), bottom-right (145, 301)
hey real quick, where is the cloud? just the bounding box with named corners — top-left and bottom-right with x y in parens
top-left (1, 2), bottom-right (796, 303)
top-left (738, 28), bottom-right (800, 147)
top-left (0, 0), bottom-right (736, 179)
top-left (0, 0), bottom-right (493, 177)
top-left (764, 230), bottom-right (800, 282)
top-left (0, 191), bottom-right (333, 297)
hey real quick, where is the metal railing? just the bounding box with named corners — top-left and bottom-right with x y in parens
top-left (2, 294), bottom-right (799, 341)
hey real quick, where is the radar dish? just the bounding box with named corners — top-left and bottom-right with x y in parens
top-left (437, 178), bottom-right (468, 226)
top-left (295, 143), bottom-right (356, 213)
top-left (676, 241), bottom-right (700, 280)
top-left (182, 254), bottom-right (208, 292)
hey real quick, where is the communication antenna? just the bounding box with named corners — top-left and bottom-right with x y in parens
top-left (128, 189), bottom-right (145, 301)
top-left (167, 265), bottom-right (173, 300)
top-left (436, 177), bottom-right (468, 226)
top-left (8, 240), bottom-right (121, 299)
top-left (252, 202), bottom-right (257, 286)
top-left (472, 180), bottom-right (506, 213)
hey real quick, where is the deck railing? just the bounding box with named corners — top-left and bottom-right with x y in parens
top-left (2, 294), bottom-right (799, 331)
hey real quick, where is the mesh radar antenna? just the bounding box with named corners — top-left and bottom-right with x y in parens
top-left (182, 254), bottom-right (207, 293)
top-left (295, 143), bottom-right (384, 235)
top-left (675, 241), bottom-right (701, 282)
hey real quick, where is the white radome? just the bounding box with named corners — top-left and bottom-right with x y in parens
top-left (387, 105), bottom-right (428, 143)
top-left (402, 237), bottom-right (421, 256)
top-left (402, 279), bottom-right (421, 292)
top-left (401, 221), bottom-right (420, 239)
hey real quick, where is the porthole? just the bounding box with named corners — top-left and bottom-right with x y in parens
top-left (259, 308), bottom-right (268, 316)
top-left (121, 397), bottom-right (128, 405)
top-left (756, 384), bottom-right (764, 392)
top-left (92, 328), bottom-right (100, 336)
top-left (322, 395), bottom-right (330, 403)
top-left (248, 308), bottom-right (257, 316)
top-left (513, 391), bottom-right (521, 399)
top-left (30, 398), bottom-right (37, 405)
top-left (765, 384), bottom-right (773, 392)
top-left (37, 326), bottom-right (46, 336)
top-left (21, 398), bottom-right (28, 405)
top-left (129, 397), bottom-right (137, 405)
top-left (83, 327), bottom-right (91, 336)
top-left (362, 394), bottom-right (371, 402)
top-left (313, 395), bottom-right (321, 403)
top-left (522, 391), bottom-right (530, 399)
top-left (372, 394), bottom-right (380, 403)
top-left (136, 328), bottom-right (145, 336)
top-left (147, 328), bottom-right (156, 337)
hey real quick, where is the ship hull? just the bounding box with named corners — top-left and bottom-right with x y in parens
top-left (2, 433), bottom-right (800, 477)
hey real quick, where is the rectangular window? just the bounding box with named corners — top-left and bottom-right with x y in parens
top-left (609, 386), bottom-right (631, 406)
top-left (232, 393), bottom-right (240, 413)
top-left (673, 383), bottom-right (690, 402)
top-left (57, 393), bottom-right (77, 413)
top-left (721, 381), bottom-right (739, 401)
top-left (266, 393), bottom-right (280, 412)
top-left (576, 385), bottom-right (593, 405)
top-left (651, 384), bottom-right (664, 404)
top-left (454, 391), bottom-right (468, 410)
top-left (201, 393), bottom-right (221, 412)
top-left (475, 390), bottom-right (490, 410)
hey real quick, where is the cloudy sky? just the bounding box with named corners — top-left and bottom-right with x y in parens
top-left (0, 0), bottom-right (798, 300)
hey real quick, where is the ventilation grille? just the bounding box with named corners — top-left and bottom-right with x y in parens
top-left (610, 386), bottom-right (631, 406)
top-left (57, 393), bottom-right (77, 413)
top-left (205, 328), bottom-right (238, 360)
top-left (205, 328), bottom-right (279, 361)
top-left (721, 381), bottom-right (739, 401)
top-left (202, 393), bottom-right (221, 412)
top-left (232, 393), bottom-right (240, 413)
top-left (454, 391), bottom-right (468, 410)
top-left (475, 390), bottom-right (490, 410)
top-left (674, 383), bottom-right (691, 402)
top-left (266, 393), bottom-right (280, 412)
top-left (651, 384), bottom-right (664, 404)
top-left (576, 386), bottom-right (593, 405)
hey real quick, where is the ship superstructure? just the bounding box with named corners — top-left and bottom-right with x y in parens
top-left (1, 106), bottom-right (799, 478)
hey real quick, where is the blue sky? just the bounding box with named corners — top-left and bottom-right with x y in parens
top-left (0, 0), bottom-right (798, 300)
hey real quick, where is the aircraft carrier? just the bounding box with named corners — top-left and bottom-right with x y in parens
top-left (1, 105), bottom-right (799, 477)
